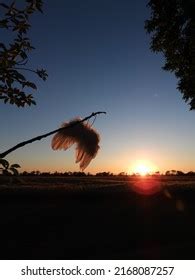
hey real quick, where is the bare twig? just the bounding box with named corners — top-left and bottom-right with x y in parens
top-left (0, 111), bottom-right (106, 158)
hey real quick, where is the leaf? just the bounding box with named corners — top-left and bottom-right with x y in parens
top-left (0, 42), bottom-right (7, 50)
top-left (25, 81), bottom-right (37, 89)
top-left (2, 169), bottom-right (10, 175)
top-left (20, 51), bottom-right (27, 60)
top-left (16, 72), bottom-right (26, 81)
top-left (0, 3), bottom-right (9, 9)
top-left (10, 1), bottom-right (15, 9)
top-left (16, 15), bottom-right (25, 20)
top-left (0, 0), bottom-right (47, 108)
top-left (0, 158), bottom-right (9, 169)
top-left (10, 163), bottom-right (21, 168)
top-left (9, 167), bottom-right (19, 175)
top-left (36, 69), bottom-right (48, 81)
top-left (31, 100), bottom-right (36, 105)
top-left (0, 19), bottom-right (8, 28)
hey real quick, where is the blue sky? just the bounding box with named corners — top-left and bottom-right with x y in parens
top-left (1, 0), bottom-right (195, 174)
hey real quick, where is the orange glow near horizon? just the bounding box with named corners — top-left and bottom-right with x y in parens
top-left (134, 164), bottom-right (150, 176)
top-left (129, 159), bottom-right (158, 176)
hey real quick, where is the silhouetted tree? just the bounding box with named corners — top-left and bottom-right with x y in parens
top-left (171, 170), bottom-right (177, 175)
top-left (41, 172), bottom-right (51, 176)
top-left (145, 0), bottom-right (195, 109)
top-left (72, 172), bottom-right (86, 177)
top-left (118, 172), bottom-right (128, 176)
top-left (150, 171), bottom-right (161, 176)
top-left (165, 170), bottom-right (178, 175)
top-left (176, 170), bottom-right (185, 176)
top-left (96, 172), bottom-right (112, 176)
top-left (186, 171), bottom-right (195, 176)
top-left (0, 0), bottom-right (47, 107)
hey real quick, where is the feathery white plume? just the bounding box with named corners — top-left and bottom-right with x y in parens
top-left (51, 118), bottom-right (100, 170)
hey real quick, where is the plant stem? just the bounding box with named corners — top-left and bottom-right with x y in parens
top-left (0, 111), bottom-right (106, 158)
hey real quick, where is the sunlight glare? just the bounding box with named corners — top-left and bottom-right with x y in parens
top-left (135, 164), bottom-right (150, 176)
top-left (130, 160), bottom-right (158, 176)
top-left (129, 160), bottom-right (161, 195)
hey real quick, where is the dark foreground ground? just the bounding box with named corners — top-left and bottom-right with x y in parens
top-left (0, 175), bottom-right (195, 259)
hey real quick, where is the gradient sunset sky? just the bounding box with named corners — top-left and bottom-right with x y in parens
top-left (1, 0), bottom-right (195, 174)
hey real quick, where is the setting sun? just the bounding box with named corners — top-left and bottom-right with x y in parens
top-left (130, 160), bottom-right (158, 176)
top-left (135, 164), bottom-right (150, 176)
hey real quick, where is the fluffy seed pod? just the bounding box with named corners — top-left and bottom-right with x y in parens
top-left (51, 118), bottom-right (100, 170)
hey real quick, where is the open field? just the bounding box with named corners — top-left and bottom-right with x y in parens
top-left (0, 175), bottom-right (195, 259)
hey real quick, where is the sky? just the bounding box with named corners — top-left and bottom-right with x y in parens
top-left (1, 0), bottom-right (195, 174)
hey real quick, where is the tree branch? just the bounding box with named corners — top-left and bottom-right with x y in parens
top-left (11, 67), bottom-right (37, 74)
top-left (0, 111), bottom-right (106, 158)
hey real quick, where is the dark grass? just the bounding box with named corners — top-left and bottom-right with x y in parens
top-left (0, 175), bottom-right (195, 259)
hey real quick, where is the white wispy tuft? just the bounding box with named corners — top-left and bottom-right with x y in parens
top-left (51, 118), bottom-right (100, 170)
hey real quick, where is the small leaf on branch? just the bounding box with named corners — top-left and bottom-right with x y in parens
top-left (0, 158), bottom-right (9, 168)
top-left (36, 69), bottom-right (48, 81)
top-left (24, 81), bottom-right (37, 89)
top-left (10, 167), bottom-right (19, 175)
top-left (10, 163), bottom-right (21, 168)
top-left (0, 3), bottom-right (9, 9)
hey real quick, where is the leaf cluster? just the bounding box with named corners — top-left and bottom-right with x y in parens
top-left (145, 0), bottom-right (195, 109)
top-left (0, 158), bottom-right (20, 175)
top-left (0, 0), bottom-right (47, 107)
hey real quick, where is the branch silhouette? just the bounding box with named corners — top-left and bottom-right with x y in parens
top-left (0, 111), bottom-right (106, 158)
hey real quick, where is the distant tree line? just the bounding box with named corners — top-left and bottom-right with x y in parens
top-left (1, 169), bottom-right (195, 177)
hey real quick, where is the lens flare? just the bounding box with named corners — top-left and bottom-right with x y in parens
top-left (131, 177), bottom-right (162, 195)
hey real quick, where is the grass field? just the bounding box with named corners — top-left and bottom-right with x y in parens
top-left (0, 175), bottom-right (195, 259)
